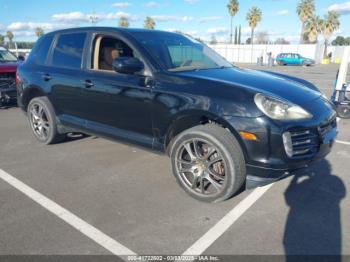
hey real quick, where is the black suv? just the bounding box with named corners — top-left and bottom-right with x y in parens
top-left (17, 28), bottom-right (337, 202)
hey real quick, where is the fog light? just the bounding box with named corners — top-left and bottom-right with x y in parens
top-left (239, 131), bottom-right (258, 141)
top-left (282, 132), bottom-right (293, 157)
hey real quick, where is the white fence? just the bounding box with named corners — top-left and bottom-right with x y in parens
top-left (208, 44), bottom-right (349, 64)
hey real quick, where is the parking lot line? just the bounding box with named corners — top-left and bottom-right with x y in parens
top-left (0, 169), bottom-right (136, 257)
top-left (182, 183), bottom-right (274, 256)
top-left (336, 140), bottom-right (350, 146)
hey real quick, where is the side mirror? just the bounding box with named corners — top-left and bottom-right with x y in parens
top-left (112, 57), bottom-right (144, 75)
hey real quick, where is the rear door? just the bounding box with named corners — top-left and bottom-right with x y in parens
top-left (295, 54), bottom-right (303, 65)
top-left (47, 32), bottom-right (88, 128)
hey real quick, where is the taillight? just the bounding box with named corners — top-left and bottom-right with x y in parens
top-left (16, 71), bottom-right (21, 85)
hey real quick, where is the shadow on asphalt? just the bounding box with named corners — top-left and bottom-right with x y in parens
top-left (283, 159), bottom-right (346, 261)
top-left (63, 133), bottom-right (90, 143)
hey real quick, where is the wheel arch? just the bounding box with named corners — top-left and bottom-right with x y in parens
top-left (22, 86), bottom-right (46, 111)
top-left (164, 111), bottom-right (248, 159)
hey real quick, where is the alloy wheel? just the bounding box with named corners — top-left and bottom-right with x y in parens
top-left (175, 138), bottom-right (228, 196)
top-left (29, 103), bottom-right (50, 140)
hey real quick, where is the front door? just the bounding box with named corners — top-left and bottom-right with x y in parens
top-left (81, 34), bottom-right (154, 146)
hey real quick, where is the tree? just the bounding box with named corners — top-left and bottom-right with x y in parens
top-left (6, 31), bottom-right (14, 49)
top-left (0, 34), bottom-right (4, 46)
top-left (246, 6), bottom-right (262, 46)
top-left (238, 25), bottom-right (241, 45)
top-left (320, 11), bottom-right (340, 58)
top-left (245, 37), bottom-right (251, 44)
top-left (35, 27), bottom-right (44, 38)
top-left (275, 38), bottom-right (290, 44)
top-left (210, 35), bottom-right (218, 45)
top-left (297, 0), bottom-right (315, 44)
top-left (227, 0), bottom-right (239, 44)
top-left (304, 15), bottom-right (321, 43)
top-left (332, 36), bottom-right (350, 46)
top-left (118, 17), bottom-right (130, 27)
top-left (144, 16), bottom-right (155, 29)
top-left (255, 31), bottom-right (269, 44)
top-left (234, 26), bottom-right (238, 44)
top-left (195, 38), bottom-right (204, 44)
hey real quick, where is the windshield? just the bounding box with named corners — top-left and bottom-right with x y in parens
top-left (0, 50), bottom-right (18, 62)
top-left (132, 32), bottom-right (233, 72)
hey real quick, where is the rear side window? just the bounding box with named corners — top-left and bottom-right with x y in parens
top-left (26, 34), bottom-right (54, 65)
top-left (35, 34), bottom-right (54, 65)
top-left (52, 33), bottom-right (86, 69)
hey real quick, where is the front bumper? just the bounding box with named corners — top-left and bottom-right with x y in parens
top-left (225, 107), bottom-right (337, 186)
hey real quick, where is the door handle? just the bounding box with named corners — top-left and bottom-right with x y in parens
top-left (82, 80), bottom-right (94, 88)
top-left (42, 74), bottom-right (52, 81)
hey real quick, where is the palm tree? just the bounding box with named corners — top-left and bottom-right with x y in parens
top-left (6, 31), bottom-right (14, 49)
top-left (0, 34), bottom-right (4, 46)
top-left (297, 0), bottom-right (315, 44)
top-left (246, 6), bottom-right (262, 46)
top-left (144, 16), bottom-right (156, 29)
top-left (118, 17), bottom-right (130, 27)
top-left (227, 0), bottom-right (239, 44)
top-left (35, 27), bottom-right (44, 38)
top-left (320, 11), bottom-right (340, 58)
top-left (304, 15), bottom-right (321, 43)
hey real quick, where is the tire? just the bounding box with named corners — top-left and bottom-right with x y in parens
top-left (336, 104), bottom-right (350, 119)
top-left (27, 96), bottom-right (65, 144)
top-left (169, 124), bottom-right (246, 203)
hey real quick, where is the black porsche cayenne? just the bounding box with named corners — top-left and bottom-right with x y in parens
top-left (17, 27), bottom-right (337, 202)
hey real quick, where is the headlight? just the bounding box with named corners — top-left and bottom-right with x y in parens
top-left (254, 93), bottom-right (313, 120)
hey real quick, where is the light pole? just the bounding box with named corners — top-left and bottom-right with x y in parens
top-left (90, 11), bottom-right (98, 25)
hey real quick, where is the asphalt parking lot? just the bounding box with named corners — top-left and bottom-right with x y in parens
top-left (1, 64), bottom-right (350, 261)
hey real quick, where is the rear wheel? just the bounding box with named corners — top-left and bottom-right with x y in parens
top-left (336, 104), bottom-right (350, 119)
top-left (170, 124), bottom-right (246, 202)
top-left (27, 97), bottom-right (65, 144)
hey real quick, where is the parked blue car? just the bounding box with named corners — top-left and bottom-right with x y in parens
top-left (276, 53), bottom-right (315, 66)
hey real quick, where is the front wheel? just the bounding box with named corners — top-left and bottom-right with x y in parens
top-left (170, 124), bottom-right (246, 202)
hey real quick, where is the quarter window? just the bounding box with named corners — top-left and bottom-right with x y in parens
top-left (35, 34), bottom-right (54, 65)
top-left (52, 33), bottom-right (86, 69)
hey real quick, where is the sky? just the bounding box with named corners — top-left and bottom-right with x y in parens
top-left (0, 0), bottom-right (350, 43)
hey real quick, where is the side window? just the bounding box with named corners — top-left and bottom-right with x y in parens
top-left (26, 34), bottom-right (54, 65)
top-left (52, 33), bottom-right (86, 69)
top-left (167, 46), bottom-right (214, 68)
top-left (91, 36), bottom-right (136, 71)
top-left (36, 35), bottom-right (54, 65)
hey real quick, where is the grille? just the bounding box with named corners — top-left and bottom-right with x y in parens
top-left (290, 129), bottom-right (318, 157)
top-left (0, 72), bottom-right (16, 89)
top-left (287, 117), bottom-right (336, 158)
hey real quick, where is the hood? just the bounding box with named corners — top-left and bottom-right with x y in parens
top-left (0, 62), bottom-right (18, 73)
top-left (178, 67), bottom-right (321, 106)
